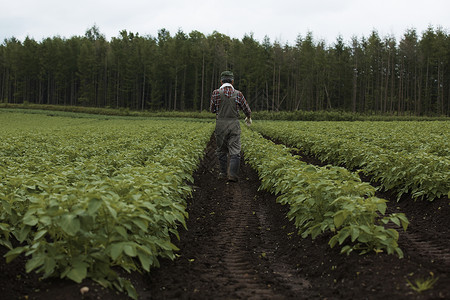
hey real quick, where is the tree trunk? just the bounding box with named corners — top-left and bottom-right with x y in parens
top-left (141, 67), bottom-right (146, 111)
top-left (104, 55), bottom-right (108, 107)
top-left (200, 52), bottom-right (205, 111)
top-left (47, 76), bottom-right (50, 105)
top-left (116, 64), bottom-right (120, 108)
top-left (425, 58), bottom-right (429, 113)
top-left (384, 52), bottom-right (390, 113)
top-left (352, 67), bottom-right (357, 113)
top-left (324, 85), bottom-right (332, 110)
top-left (181, 66), bottom-right (186, 110)
top-left (277, 65), bottom-right (281, 111)
top-left (397, 66), bottom-right (402, 115)
top-left (272, 62), bottom-right (275, 111)
top-left (174, 66), bottom-right (178, 111)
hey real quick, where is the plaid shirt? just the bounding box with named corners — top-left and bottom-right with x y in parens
top-left (210, 85), bottom-right (251, 118)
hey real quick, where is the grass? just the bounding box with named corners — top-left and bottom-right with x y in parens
top-left (1, 102), bottom-right (448, 121)
top-left (407, 273), bottom-right (439, 293)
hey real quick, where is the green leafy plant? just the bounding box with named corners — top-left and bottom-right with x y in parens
top-left (0, 113), bottom-right (214, 299)
top-left (407, 273), bottom-right (439, 293)
top-left (251, 120), bottom-right (449, 201)
top-left (242, 127), bottom-right (408, 257)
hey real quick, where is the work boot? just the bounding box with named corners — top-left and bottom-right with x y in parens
top-left (228, 154), bottom-right (240, 182)
top-left (218, 152), bottom-right (228, 180)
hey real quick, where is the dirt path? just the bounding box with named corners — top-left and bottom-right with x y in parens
top-left (145, 136), bottom-right (313, 299)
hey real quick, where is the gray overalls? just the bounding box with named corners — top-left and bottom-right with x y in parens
top-left (215, 89), bottom-right (241, 180)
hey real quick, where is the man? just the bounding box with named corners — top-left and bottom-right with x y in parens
top-left (210, 70), bottom-right (252, 182)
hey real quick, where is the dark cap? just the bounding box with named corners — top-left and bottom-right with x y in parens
top-left (220, 70), bottom-right (234, 80)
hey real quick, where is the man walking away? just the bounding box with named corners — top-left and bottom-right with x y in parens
top-left (210, 70), bottom-right (252, 182)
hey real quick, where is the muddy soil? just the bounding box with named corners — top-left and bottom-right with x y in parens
top-left (0, 135), bottom-right (449, 299)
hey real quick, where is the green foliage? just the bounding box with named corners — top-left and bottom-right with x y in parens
top-left (0, 105), bottom-right (216, 119)
top-left (0, 112), bottom-right (214, 298)
top-left (252, 120), bottom-right (450, 201)
top-left (1, 25), bottom-right (450, 115)
top-left (1, 105), bottom-right (448, 122)
top-left (251, 110), bottom-right (449, 121)
top-left (241, 127), bottom-right (408, 257)
top-left (407, 273), bottom-right (439, 293)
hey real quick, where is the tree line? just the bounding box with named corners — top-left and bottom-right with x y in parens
top-left (1, 25), bottom-right (449, 115)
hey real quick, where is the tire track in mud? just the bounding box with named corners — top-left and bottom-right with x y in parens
top-left (195, 136), bottom-right (310, 299)
top-left (251, 191), bottom-right (313, 295)
top-left (210, 182), bottom-right (276, 299)
top-left (403, 232), bottom-right (450, 264)
top-left (386, 221), bottom-right (450, 266)
top-left (146, 135), bottom-right (312, 299)
top-left (212, 180), bottom-right (311, 299)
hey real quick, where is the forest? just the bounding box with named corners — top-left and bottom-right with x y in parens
top-left (0, 25), bottom-right (449, 116)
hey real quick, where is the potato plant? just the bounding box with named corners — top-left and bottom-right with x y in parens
top-left (251, 121), bottom-right (450, 201)
top-left (242, 127), bottom-right (408, 257)
top-left (0, 112), bottom-right (214, 299)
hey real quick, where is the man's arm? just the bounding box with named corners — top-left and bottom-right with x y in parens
top-left (237, 92), bottom-right (251, 118)
top-left (210, 90), bottom-right (219, 113)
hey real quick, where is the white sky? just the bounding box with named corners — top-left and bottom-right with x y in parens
top-left (1, 0), bottom-right (449, 45)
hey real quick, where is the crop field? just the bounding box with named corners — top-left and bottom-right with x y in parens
top-left (251, 121), bottom-right (450, 201)
top-left (0, 109), bottom-right (449, 299)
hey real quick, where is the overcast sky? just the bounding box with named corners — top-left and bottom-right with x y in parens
top-left (1, 0), bottom-right (449, 45)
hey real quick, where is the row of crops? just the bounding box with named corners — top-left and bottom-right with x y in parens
top-left (0, 111), bottom-right (214, 298)
top-left (241, 127), bottom-right (408, 258)
top-left (250, 121), bottom-right (450, 201)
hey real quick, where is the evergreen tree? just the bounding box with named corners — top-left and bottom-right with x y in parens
top-left (0, 25), bottom-right (448, 115)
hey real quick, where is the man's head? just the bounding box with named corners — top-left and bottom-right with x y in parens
top-left (220, 70), bottom-right (234, 84)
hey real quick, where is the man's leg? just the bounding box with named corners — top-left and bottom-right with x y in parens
top-left (215, 124), bottom-right (229, 179)
top-left (228, 153), bottom-right (240, 182)
top-left (228, 130), bottom-right (241, 182)
top-left (217, 151), bottom-right (228, 179)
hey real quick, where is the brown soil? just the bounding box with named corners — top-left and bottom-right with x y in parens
top-left (0, 135), bottom-right (449, 299)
